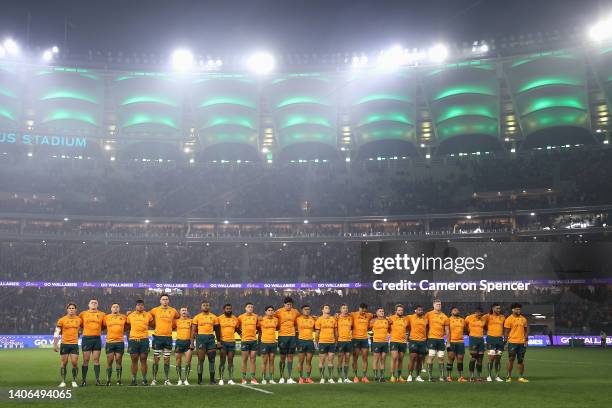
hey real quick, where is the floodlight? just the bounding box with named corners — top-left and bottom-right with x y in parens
top-left (42, 50), bottom-right (53, 62)
top-left (171, 48), bottom-right (194, 72)
top-left (428, 44), bottom-right (448, 63)
top-left (376, 45), bottom-right (407, 69)
top-left (589, 19), bottom-right (612, 41)
top-left (247, 52), bottom-right (275, 74)
top-left (3, 38), bottom-right (18, 55)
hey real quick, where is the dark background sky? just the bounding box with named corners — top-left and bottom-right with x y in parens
top-left (0, 0), bottom-right (610, 55)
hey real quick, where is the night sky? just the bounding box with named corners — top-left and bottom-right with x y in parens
top-left (0, 0), bottom-right (610, 55)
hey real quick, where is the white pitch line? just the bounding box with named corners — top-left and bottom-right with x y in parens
top-left (145, 357), bottom-right (273, 393)
top-left (239, 384), bottom-right (273, 394)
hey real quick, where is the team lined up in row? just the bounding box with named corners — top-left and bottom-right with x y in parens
top-left (53, 295), bottom-right (530, 387)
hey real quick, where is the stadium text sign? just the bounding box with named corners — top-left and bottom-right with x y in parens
top-left (0, 132), bottom-right (87, 148)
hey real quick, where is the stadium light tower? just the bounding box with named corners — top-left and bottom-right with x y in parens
top-left (428, 43), bottom-right (448, 63)
top-left (247, 52), bottom-right (275, 75)
top-left (171, 48), bottom-right (194, 72)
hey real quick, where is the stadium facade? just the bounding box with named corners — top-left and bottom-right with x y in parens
top-left (0, 43), bottom-right (610, 162)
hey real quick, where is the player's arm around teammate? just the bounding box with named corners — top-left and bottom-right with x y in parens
top-left (54, 303), bottom-right (81, 388)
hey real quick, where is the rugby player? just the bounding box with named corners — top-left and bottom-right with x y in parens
top-left (424, 299), bottom-right (450, 381)
top-left (388, 304), bottom-right (408, 382)
top-left (149, 294), bottom-right (179, 385)
top-left (446, 306), bottom-right (466, 382)
top-left (126, 299), bottom-right (153, 386)
top-left (296, 305), bottom-right (316, 384)
top-left (174, 307), bottom-right (193, 385)
top-left (79, 298), bottom-right (106, 386)
top-left (260, 305), bottom-right (280, 384)
top-left (275, 297), bottom-right (300, 384)
top-left (350, 303), bottom-right (372, 383)
top-left (504, 303), bottom-right (529, 383)
top-left (102, 303), bottom-right (127, 386)
top-left (336, 304), bottom-right (353, 383)
top-left (369, 307), bottom-right (390, 382)
top-left (191, 300), bottom-right (220, 385)
top-left (238, 302), bottom-right (259, 384)
top-left (406, 305), bottom-right (427, 382)
top-left (484, 303), bottom-right (505, 382)
top-left (218, 303), bottom-right (239, 385)
top-left (465, 307), bottom-right (486, 382)
top-left (315, 304), bottom-right (337, 383)
top-left (53, 303), bottom-right (81, 388)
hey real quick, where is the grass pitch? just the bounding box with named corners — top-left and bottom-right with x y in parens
top-left (0, 348), bottom-right (610, 407)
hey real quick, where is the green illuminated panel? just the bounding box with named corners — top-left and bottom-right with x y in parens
top-left (200, 97), bottom-right (256, 109)
top-left (280, 115), bottom-right (332, 129)
top-left (0, 108), bottom-right (15, 121)
top-left (433, 85), bottom-right (496, 101)
top-left (122, 115), bottom-right (177, 129)
top-left (0, 87), bottom-right (16, 98)
top-left (357, 127), bottom-right (416, 144)
top-left (437, 117), bottom-right (498, 140)
top-left (424, 65), bottom-right (499, 144)
top-left (199, 132), bottom-right (258, 147)
top-left (346, 72), bottom-right (416, 147)
top-left (436, 105), bottom-right (496, 124)
top-left (505, 53), bottom-right (589, 138)
top-left (270, 75), bottom-right (337, 150)
top-left (193, 76), bottom-right (259, 150)
top-left (522, 108), bottom-right (588, 135)
top-left (42, 110), bottom-right (98, 126)
top-left (355, 94), bottom-right (411, 105)
top-left (121, 95), bottom-right (177, 107)
top-left (204, 117), bottom-right (255, 130)
top-left (276, 129), bottom-right (336, 148)
top-left (40, 91), bottom-right (98, 104)
top-left (357, 112), bottom-right (413, 127)
top-left (277, 96), bottom-right (329, 108)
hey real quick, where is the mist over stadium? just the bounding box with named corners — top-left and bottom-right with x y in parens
top-left (0, 1), bottom-right (610, 406)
